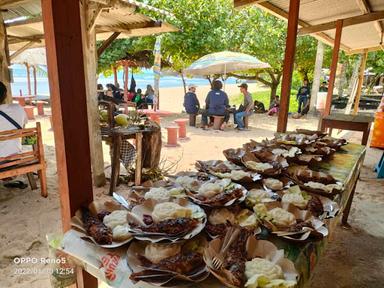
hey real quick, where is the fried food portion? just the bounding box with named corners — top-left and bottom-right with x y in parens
top-left (81, 207), bottom-right (112, 245)
top-left (130, 217), bottom-right (199, 236)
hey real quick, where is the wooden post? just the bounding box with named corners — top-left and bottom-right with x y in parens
top-left (123, 62), bottom-right (129, 113)
top-left (113, 65), bottom-right (118, 86)
top-left (80, 0), bottom-right (106, 187)
top-left (352, 50), bottom-right (368, 115)
top-left (42, 0), bottom-right (98, 286)
top-left (324, 20), bottom-right (343, 116)
top-left (25, 63), bottom-right (31, 95)
top-left (0, 13), bottom-right (12, 103)
top-left (32, 65), bottom-right (37, 96)
top-left (277, 0), bottom-right (300, 133)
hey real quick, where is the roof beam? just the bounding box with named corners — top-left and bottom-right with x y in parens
top-left (0, 0), bottom-right (34, 8)
top-left (7, 34), bottom-right (44, 44)
top-left (5, 15), bottom-right (42, 27)
top-left (256, 1), bottom-right (351, 51)
top-left (97, 31), bottom-right (120, 57)
top-left (347, 45), bottom-right (383, 54)
top-left (234, 0), bottom-right (268, 9)
top-left (298, 11), bottom-right (384, 36)
top-left (10, 41), bottom-right (34, 60)
top-left (96, 20), bottom-right (162, 33)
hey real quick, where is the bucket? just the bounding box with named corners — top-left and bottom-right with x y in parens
top-left (370, 112), bottom-right (384, 149)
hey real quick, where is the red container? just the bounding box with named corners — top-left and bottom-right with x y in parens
top-left (371, 112), bottom-right (384, 149)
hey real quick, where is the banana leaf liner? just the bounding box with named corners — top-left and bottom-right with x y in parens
top-left (127, 236), bottom-right (209, 286)
top-left (196, 160), bottom-right (262, 183)
top-left (71, 201), bottom-right (133, 249)
top-left (223, 148), bottom-right (247, 166)
top-left (253, 202), bottom-right (328, 242)
top-left (185, 179), bottom-right (249, 207)
top-left (204, 229), bottom-right (298, 288)
top-left (127, 198), bottom-right (207, 243)
top-left (241, 152), bottom-right (284, 177)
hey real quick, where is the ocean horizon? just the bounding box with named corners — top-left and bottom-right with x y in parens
top-left (10, 64), bottom-right (238, 99)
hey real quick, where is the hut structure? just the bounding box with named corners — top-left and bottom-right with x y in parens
top-left (234, 0), bottom-right (384, 131)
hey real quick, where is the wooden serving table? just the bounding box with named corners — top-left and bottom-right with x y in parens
top-left (52, 143), bottom-right (365, 288)
top-left (320, 114), bottom-right (374, 145)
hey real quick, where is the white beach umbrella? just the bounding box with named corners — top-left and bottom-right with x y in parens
top-left (184, 51), bottom-right (270, 76)
top-left (11, 48), bottom-right (47, 66)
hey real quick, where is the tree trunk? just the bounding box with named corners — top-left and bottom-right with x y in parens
top-left (0, 13), bottom-right (12, 103)
top-left (336, 63), bottom-right (346, 98)
top-left (345, 55), bottom-right (362, 114)
top-left (142, 125), bottom-right (162, 169)
top-left (269, 84), bottom-right (278, 107)
top-left (310, 41), bottom-right (324, 114)
top-left (181, 73), bottom-right (187, 95)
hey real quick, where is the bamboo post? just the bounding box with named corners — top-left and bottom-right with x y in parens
top-left (123, 62), bottom-right (129, 113)
top-left (113, 65), bottom-right (118, 86)
top-left (0, 13), bottom-right (12, 103)
top-left (33, 65), bottom-right (37, 96)
top-left (277, 0), bottom-right (300, 133)
top-left (324, 20), bottom-right (343, 116)
top-left (352, 50), bottom-right (368, 115)
top-left (25, 63), bottom-right (32, 95)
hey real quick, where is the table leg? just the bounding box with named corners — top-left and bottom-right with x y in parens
top-left (135, 133), bottom-right (143, 186)
top-left (361, 124), bottom-right (370, 146)
top-left (341, 173), bottom-right (359, 229)
top-left (109, 134), bottom-right (122, 195)
top-left (77, 268), bottom-right (98, 288)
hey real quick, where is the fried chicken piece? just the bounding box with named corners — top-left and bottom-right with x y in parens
top-left (130, 252), bottom-right (204, 281)
top-left (81, 207), bottom-right (112, 245)
top-left (205, 223), bottom-right (228, 237)
top-left (307, 196), bottom-right (324, 217)
top-left (130, 218), bottom-right (199, 236)
top-left (194, 188), bottom-right (244, 205)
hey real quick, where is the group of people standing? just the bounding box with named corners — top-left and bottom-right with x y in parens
top-left (97, 83), bottom-right (155, 109)
top-left (184, 80), bottom-right (254, 131)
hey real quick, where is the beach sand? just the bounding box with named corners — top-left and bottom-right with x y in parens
top-left (1, 84), bottom-right (384, 287)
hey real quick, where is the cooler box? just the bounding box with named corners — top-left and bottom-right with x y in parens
top-left (370, 112), bottom-right (384, 149)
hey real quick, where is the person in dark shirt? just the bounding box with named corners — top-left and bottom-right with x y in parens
top-left (201, 80), bottom-right (229, 130)
top-left (97, 84), bottom-right (105, 101)
top-left (319, 81), bottom-right (328, 92)
top-left (183, 84), bottom-right (200, 114)
top-left (106, 83), bottom-right (123, 102)
top-left (297, 79), bottom-right (310, 114)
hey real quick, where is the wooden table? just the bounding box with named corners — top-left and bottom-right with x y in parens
top-left (55, 144), bottom-right (366, 288)
top-left (321, 114), bottom-right (374, 145)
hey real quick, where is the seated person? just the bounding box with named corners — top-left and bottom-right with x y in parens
top-left (234, 83), bottom-right (254, 130)
top-left (106, 83), bottom-right (123, 102)
top-left (201, 80), bottom-right (229, 130)
top-left (183, 84), bottom-right (200, 114)
top-left (319, 81), bottom-right (328, 92)
top-left (254, 100), bottom-right (266, 113)
top-left (144, 85), bottom-right (155, 107)
top-left (127, 89), bottom-right (135, 102)
top-left (97, 84), bottom-right (105, 101)
top-left (0, 81), bottom-right (28, 188)
top-left (267, 95), bottom-right (280, 116)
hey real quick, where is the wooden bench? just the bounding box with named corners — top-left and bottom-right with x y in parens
top-left (0, 122), bottom-right (47, 197)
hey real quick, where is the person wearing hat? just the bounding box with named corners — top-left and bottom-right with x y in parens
top-left (234, 83), bottom-right (254, 130)
top-left (183, 84), bottom-right (200, 116)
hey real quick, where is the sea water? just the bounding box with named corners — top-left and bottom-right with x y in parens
top-left (10, 64), bottom-right (237, 100)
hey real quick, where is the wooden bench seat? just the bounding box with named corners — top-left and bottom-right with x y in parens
top-left (0, 123), bottom-right (47, 197)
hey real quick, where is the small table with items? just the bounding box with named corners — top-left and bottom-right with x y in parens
top-left (12, 95), bottom-right (36, 106)
top-left (320, 114), bottom-right (374, 145)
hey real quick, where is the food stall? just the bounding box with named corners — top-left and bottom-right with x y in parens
top-left (47, 130), bottom-right (365, 288)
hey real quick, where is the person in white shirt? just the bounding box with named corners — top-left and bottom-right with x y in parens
top-left (0, 81), bottom-right (28, 158)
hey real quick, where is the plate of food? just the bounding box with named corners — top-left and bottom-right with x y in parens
top-left (223, 148), bottom-right (247, 166)
top-left (262, 177), bottom-right (293, 192)
top-left (195, 160), bottom-right (262, 183)
top-left (127, 199), bottom-right (206, 242)
top-left (245, 188), bottom-right (280, 208)
top-left (205, 206), bottom-right (261, 238)
top-left (280, 186), bottom-right (339, 219)
top-left (203, 227), bottom-right (298, 288)
top-left (128, 236), bottom-right (209, 286)
top-left (184, 178), bottom-right (248, 207)
top-left (71, 201), bottom-right (133, 248)
top-left (241, 152), bottom-right (284, 177)
top-left (253, 202), bottom-right (328, 241)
